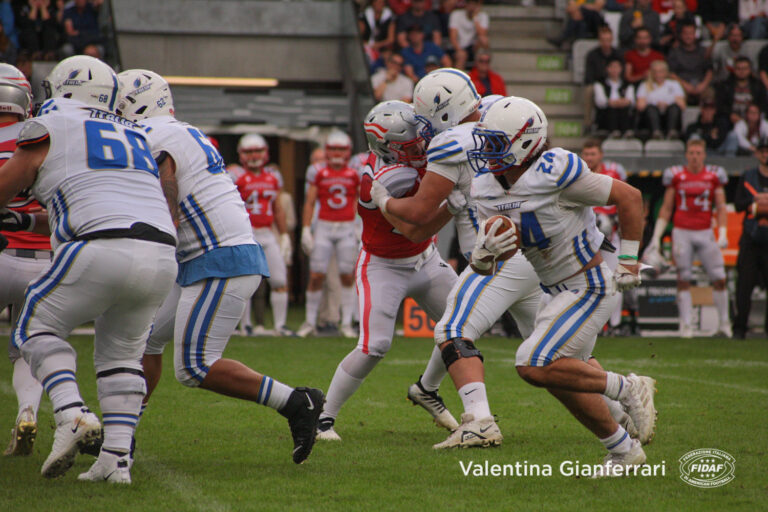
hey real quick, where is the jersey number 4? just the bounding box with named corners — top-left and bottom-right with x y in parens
top-left (85, 120), bottom-right (158, 176)
top-left (520, 212), bottom-right (550, 249)
top-left (677, 189), bottom-right (710, 211)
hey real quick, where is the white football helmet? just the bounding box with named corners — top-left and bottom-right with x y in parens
top-left (412, 67), bottom-right (481, 142)
top-left (325, 130), bottom-right (352, 167)
top-left (115, 69), bottom-right (174, 121)
top-left (478, 94), bottom-right (504, 115)
top-left (468, 96), bottom-right (548, 175)
top-left (364, 100), bottom-right (425, 167)
top-left (237, 133), bottom-right (269, 169)
top-left (43, 55), bottom-right (119, 111)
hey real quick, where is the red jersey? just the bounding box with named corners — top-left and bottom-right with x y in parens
top-left (307, 163), bottom-right (360, 222)
top-left (593, 161), bottom-right (627, 216)
top-left (663, 165), bottom-right (728, 231)
top-left (358, 153), bottom-right (432, 258)
top-left (235, 167), bottom-right (283, 228)
top-left (0, 122), bottom-right (51, 250)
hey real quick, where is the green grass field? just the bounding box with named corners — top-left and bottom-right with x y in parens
top-left (1, 333), bottom-right (767, 511)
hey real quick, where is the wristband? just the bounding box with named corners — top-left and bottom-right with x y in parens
top-left (718, 226), bottom-right (727, 240)
top-left (380, 196), bottom-right (390, 214)
top-left (752, 202), bottom-right (758, 217)
top-left (618, 239), bottom-right (639, 260)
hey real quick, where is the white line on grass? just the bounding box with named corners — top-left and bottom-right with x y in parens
top-left (140, 454), bottom-right (231, 512)
top-left (651, 373), bottom-right (768, 395)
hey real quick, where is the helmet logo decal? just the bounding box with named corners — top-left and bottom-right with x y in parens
top-left (133, 78), bottom-right (142, 88)
top-left (433, 93), bottom-right (440, 104)
top-left (68, 70), bottom-right (80, 80)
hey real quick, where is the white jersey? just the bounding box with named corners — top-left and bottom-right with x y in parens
top-left (472, 147), bottom-right (612, 286)
top-left (141, 115), bottom-right (256, 263)
top-left (23, 98), bottom-right (175, 250)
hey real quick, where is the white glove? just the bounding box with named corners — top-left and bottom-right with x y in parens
top-left (614, 263), bottom-right (642, 292)
top-left (445, 189), bottom-right (468, 215)
top-left (717, 227), bottom-right (728, 249)
top-left (0, 208), bottom-right (34, 232)
top-left (301, 226), bottom-right (314, 255)
top-left (279, 232), bottom-right (292, 264)
top-left (470, 218), bottom-right (518, 272)
top-left (370, 180), bottom-right (392, 213)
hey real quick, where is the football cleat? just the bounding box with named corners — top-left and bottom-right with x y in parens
top-left (77, 451), bottom-right (131, 484)
top-left (680, 324), bottom-right (694, 338)
top-left (407, 379), bottom-right (459, 431)
top-left (316, 417), bottom-right (342, 441)
top-left (279, 387), bottom-right (325, 464)
top-left (618, 412), bottom-right (640, 442)
top-left (715, 322), bottom-right (733, 338)
top-left (339, 324), bottom-right (358, 339)
top-left (275, 326), bottom-right (298, 337)
top-left (432, 413), bottom-right (502, 449)
top-left (591, 439), bottom-right (647, 478)
top-left (620, 374), bottom-right (657, 445)
top-left (41, 406), bottom-right (102, 478)
top-left (4, 406), bottom-right (36, 456)
top-left (296, 322), bottom-right (316, 338)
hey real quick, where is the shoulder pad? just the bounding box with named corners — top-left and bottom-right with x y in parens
top-left (526, 148), bottom-right (586, 191)
top-left (375, 164), bottom-right (419, 198)
top-left (661, 166), bottom-right (677, 187)
top-left (17, 120), bottom-right (50, 147)
top-left (712, 165), bottom-right (728, 185)
top-left (427, 125), bottom-right (474, 165)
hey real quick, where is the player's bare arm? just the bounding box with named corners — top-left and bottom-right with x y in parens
top-left (607, 178), bottom-right (644, 273)
top-left (377, 171), bottom-right (455, 225)
top-left (302, 184), bottom-right (318, 228)
top-left (273, 188), bottom-right (288, 235)
top-left (381, 203), bottom-right (453, 243)
top-left (0, 140), bottom-right (48, 208)
top-left (158, 154), bottom-right (180, 228)
top-left (714, 186), bottom-right (727, 229)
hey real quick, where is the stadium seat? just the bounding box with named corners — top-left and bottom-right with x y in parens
top-left (602, 138), bottom-right (643, 158)
top-left (644, 139), bottom-right (685, 156)
top-left (743, 40), bottom-right (768, 67)
top-left (682, 107), bottom-right (701, 134)
top-left (571, 39), bottom-right (599, 83)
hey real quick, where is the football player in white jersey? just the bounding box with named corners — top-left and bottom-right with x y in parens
top-left (0, 56), bottom-right (178, 483)
top-left (116, 70), bottom-right (324, 465)
top-left (457, 97), bottom-right (656, 474)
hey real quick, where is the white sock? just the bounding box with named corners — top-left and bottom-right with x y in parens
top-left (45, 373), bottom-right (84, 413)
top-left (603, 371), bottom-right (628, 401)
top-left (240, 299), bottom-right (252, 329)
top-left (609, 293), bottom-right (622, 328)
top-left (458, 382), bottom-right (492, 419)
top-left (677, 290), bottom-right (692, 328)
top-left (12, 358), bottom-right (42, 420)
top-left (99, 394), bottom-right (142, 453)
top-left (340, 286), bottom-right (356, 327)
top-left (305, 290), bottom-right (322, 326)
top-left (256, 376), bottom-right (293, 411)
top-left (600, 425), bottom-right (632, 454)
top-left (321, 350), bottom-right (381, 420)
top-left (712, 289), bottom-right (730, 327)
top-left (419, 346), bottom-right (447, 392)
top-left (271, 291), bottom-right (288, 330)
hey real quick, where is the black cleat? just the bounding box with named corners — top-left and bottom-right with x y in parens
top-left (279, 387), bottom-right (325, 464)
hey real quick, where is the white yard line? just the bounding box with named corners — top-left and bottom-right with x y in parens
top-left (140, 454), bottom-right (232, 512)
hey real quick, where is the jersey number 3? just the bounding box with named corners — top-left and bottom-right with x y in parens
top-left (85, 120), bottom-right (158, 176)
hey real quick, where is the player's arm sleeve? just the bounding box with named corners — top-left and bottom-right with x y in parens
top-left (305, 164), bottom-right (318, 185)
top-left (16, 120), bottom-right (50, 147)
top-left (661, 167), bottom-right (675, 187)
top-left (559, 171), bottom-right (614, 207)
top-left (376, 167), bottom-right (419, 198)
top-left (716, 166), bottom-right (728, 185)
top-left (425, 160), bottom-right (460, 184)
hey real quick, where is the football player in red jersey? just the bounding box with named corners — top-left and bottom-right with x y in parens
top-left (649, 139), bottom-right (731, 337)
top-left (315, 101), bottom-right (460, 440)
top-left (233, 134), bottom-right (294, 336)
top-left (298, 131), bottom-right (361, 338)
top-left (581, 140), bottom-right (630, 335)
top-left (0, 67), bottom-right (51, 456)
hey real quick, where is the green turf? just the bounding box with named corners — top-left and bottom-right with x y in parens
top-left (1, 334), bottom-right (766, 511)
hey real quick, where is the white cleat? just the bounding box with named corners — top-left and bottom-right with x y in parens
top-left (407, 381), bottom-right (459, 431)
top-left (4, 406), bottom-right (37, 456)
top-left (620, 374), bottom-right (657, 445)
top-left (78, 451), bottom-right (131, 484)
top-left (297, 322), bottom-right (316, 338)
top-left (275, 326), bottom-right (298, 337)
top-left (432, 413), bottom-right (502, 449)
top-left (617, 412), bottom-right (640, 442)
top-left (680, 324), bottom-right (694, 338)
top-left (592, 439), bottom-right (647, 478)
top-left (315, 417), bottom-right (341, 441)
top-left (41, 407), bottom-right (102, 478)
top-left (715, 322), bottom-right (733, 338)
top-left (339, 324), bottom-right (358, 339)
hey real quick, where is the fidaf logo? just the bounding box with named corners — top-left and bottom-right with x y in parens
top-left (679, 448), bottom-right (735, 488)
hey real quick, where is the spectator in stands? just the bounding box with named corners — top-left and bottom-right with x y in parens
top-left (449, 0), bottom-right (489, 70)
top-left (371, 53), bottom-right (415, 101)
top-left (636, 59), bottom-right (686, 138)
top-left (624, 27), bottom-right (665, 84)
top-left (594, 57), bottom-right (636, 138)
top-left (388, 0), bottom-right (432, 17)
top-left (732, 137), bottom-right (768, 339)
top-left (0, 0), bottom-right (18, 48)
top-left (547, 0), bottom-right (606, 50)
top-left (758, 42), bottom-right (768, 90)
top-left (740, 0), bottom-right (768, 39)
top-left (0, 22), bottom-right (17, 64)
top-left (685, 97), bottom-right (740, 155)
top-left (651, 0), bottom-right (698, 18)
top-left (712, 24), bottom-right (746, 83)
top-left (619, 0), bottom-right (661, 49)
top-left (424, 54), bottom-right (441, 74)
top-left (359, 0), bottom-right (396, 62)
top-left (435, 0), bottom-right (457, 55)
top-left (402, 24), bottom-right (450, 81)
top-left (396, 0), bottom-right (442, 49)
top-left (61, 0), bottom-right (103, 57)
top-left (585, 26), bottom-right (624, 85)
top-left (668, 22), bottom-right (712, 105)
top-left (732, 102), bottom-right (768, 153)
top-left (468, 49), bottom-right (507, 96)
top-left (16, 0), bottom-right (62, 61)
top-left (659, 0), bottom-right (696, 51)
top-left (698, 0), bottom-right (739, 42)
top-left (369, 46), bottom-right (392, 74)
top-left (716, 56), bottom-right (767, 124)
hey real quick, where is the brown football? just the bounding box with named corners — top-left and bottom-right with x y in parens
top-left (484, 215), bottom-right (519, 261)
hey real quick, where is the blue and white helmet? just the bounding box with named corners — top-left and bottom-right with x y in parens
top-left (116, 69), bottom-right (174, 121)
top-left (412, 68), bottom-right (480, 142)
top-left (42, 55), bottom-right (119, 111)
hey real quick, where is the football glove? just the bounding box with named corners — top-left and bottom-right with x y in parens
top-left (370, 180), bottom-right (391, 213)
top-left (614, 263), bottom-right (642, 292)
top-left (301, 226), bottom-right (314, 255)
top-left (470, 218), bottom-right (518, 272)
top-left (445, 189), bottom-right (468, 215)
top-left (279, 233), bottom-right (292, 264)
top-left (0, 208), bottom-right (34, 232)
top-left (717, 227), bottom-right (728, 249)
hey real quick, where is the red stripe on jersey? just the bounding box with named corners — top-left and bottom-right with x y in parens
top-left (359, 251), bottom-right (372, 354)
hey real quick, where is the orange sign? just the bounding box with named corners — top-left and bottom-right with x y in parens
top-left (403, 298), bottom-right (436, 338)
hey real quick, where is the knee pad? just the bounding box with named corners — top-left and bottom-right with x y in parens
top-left (19, 334), bottom-right (77, 381)
top-left (96, 368), bottom-right (147, 400)
top-left (441, 338), bottom-right (483, 369)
